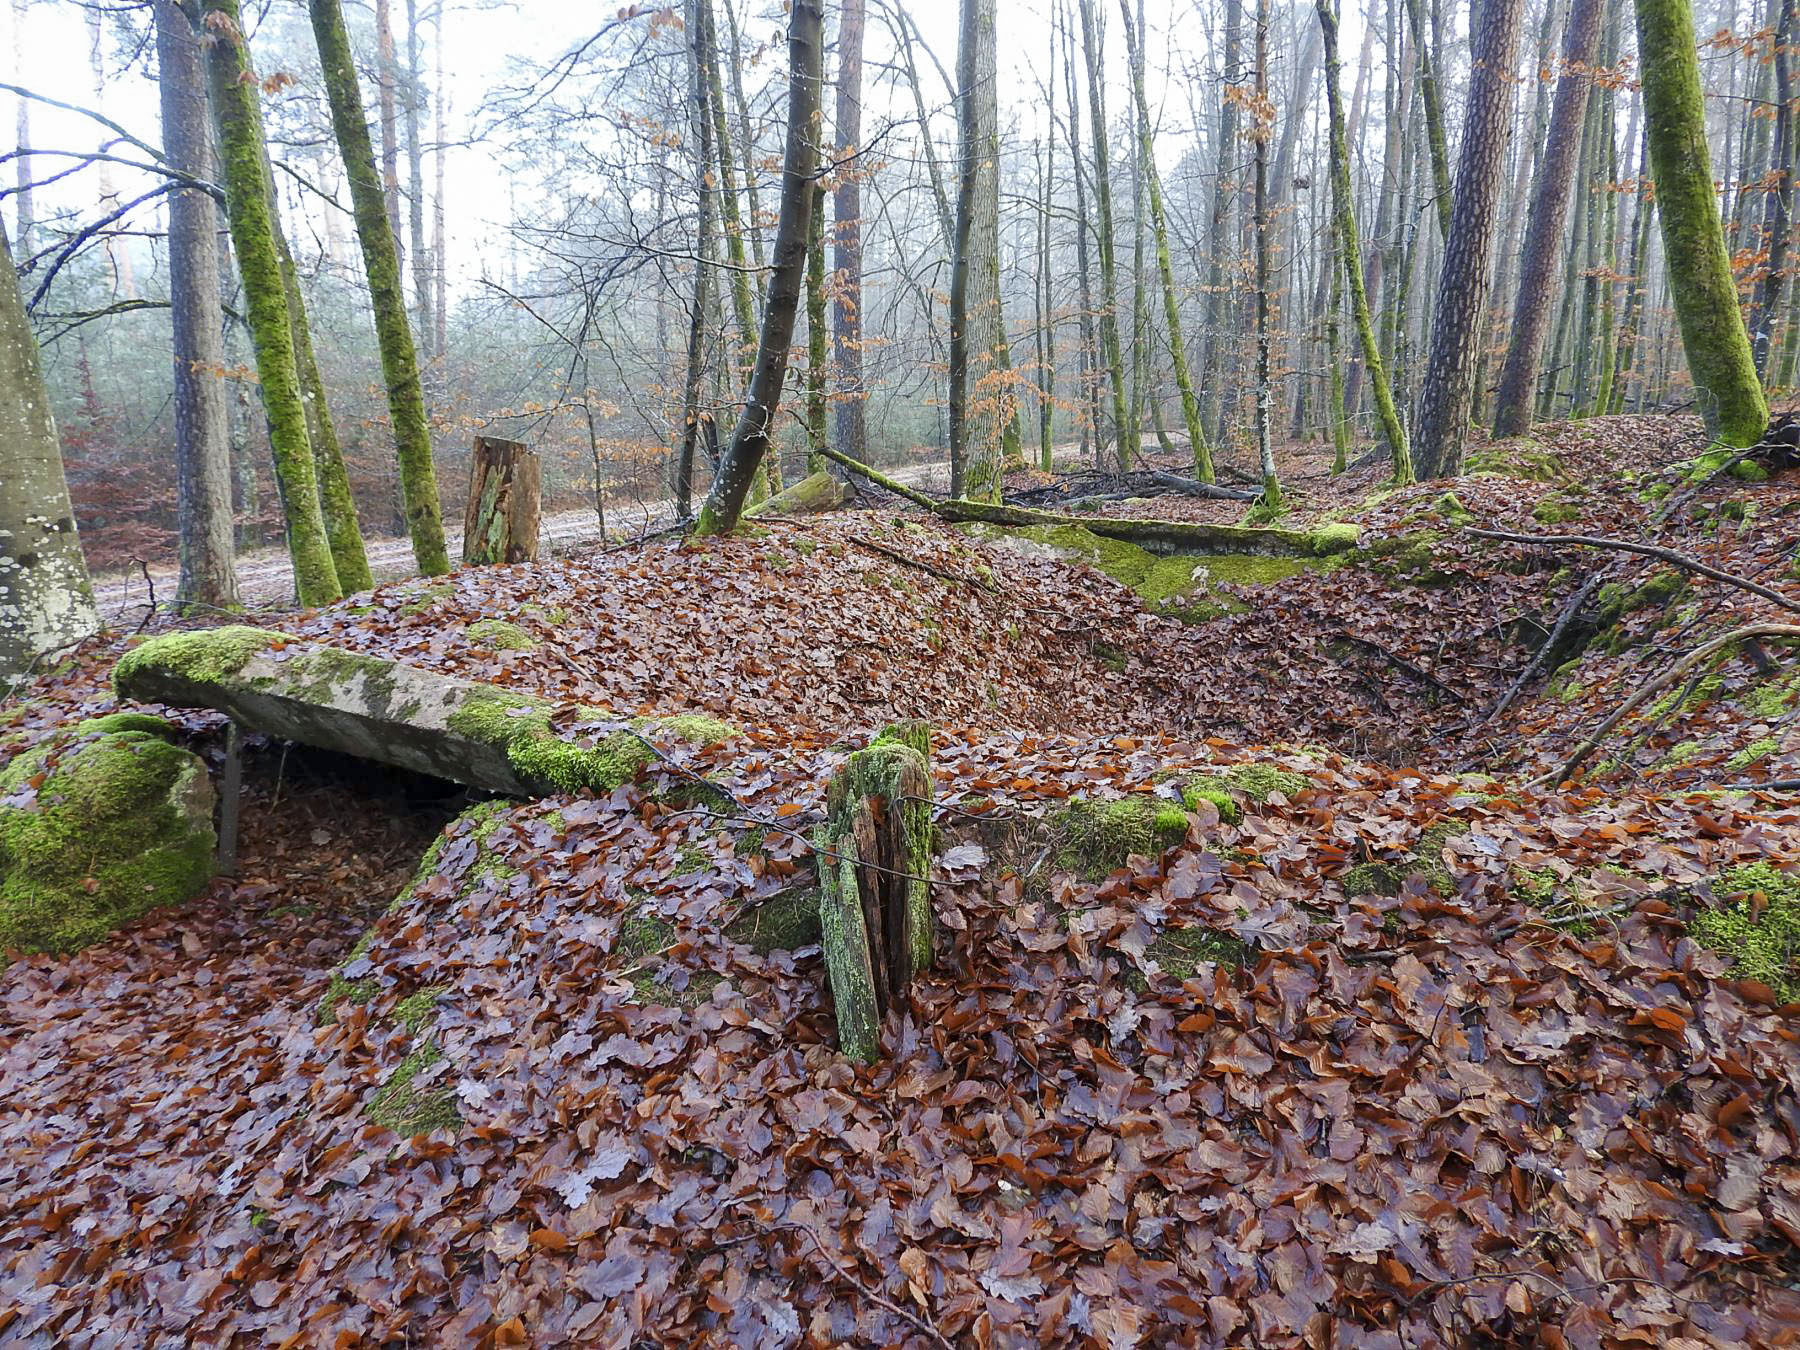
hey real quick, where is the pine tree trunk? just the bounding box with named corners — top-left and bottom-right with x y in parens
top-left (1491, 0), bottom-right (1604, 436)
top-left (310, 0), bottom-right (447, 579)
top-left (692, 0), bottom-right (822, 535)
top-left (200, 0), bottom-right (340, 606)
top-left (1411, 0), bottom-right (1526, 478)
top-left (154, 0), bottom-right (238, 612)
top-left (1636, 0), bottom-right (1769, 445)
top-left (0, 222), bottom-right (97, 677)
top-left (1077, 0), bottom-right (1134, 471)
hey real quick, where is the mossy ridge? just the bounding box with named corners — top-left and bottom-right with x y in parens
top-left (957, 521), bottom-right (1339, 623)
top-left (1467, 443), bottom-right (1571, 482)
top-left (1340, 819), bottom-right (1471, 901)
top-left (1690, 862), bottom-right (1800, 1002)
top-left (0, 719), bottom-right (215, 956)
top-left (397, 581), bottom-right (455, 616)
top-left (464, 618), bottom-right (537, 652)
top-left (114, 625), bottom-right (285, 694)
top-left (443, 689), bottom-right (738, 797)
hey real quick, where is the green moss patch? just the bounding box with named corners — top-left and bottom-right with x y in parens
top-left (114, 625), bottom-right (282, 693)
top-left (0, 719), bottom-right (215, 956)
top-left (1691, 863), bottom-right (1800, 1001)
top-left (465, 618), bottom-right (537, 651)
top-left (1052, 797), bottom-right (1191, 880)
top-left (1340, 819), bottom-right (1470, 900)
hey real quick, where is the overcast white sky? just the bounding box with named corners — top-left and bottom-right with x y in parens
top-left (6, 0), bottom-right (1350, 298)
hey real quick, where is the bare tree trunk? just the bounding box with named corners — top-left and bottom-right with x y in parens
top-left (1751, 0), bottom-right (1797, 376)
top-left (807, 180), bottom-right (828, 465)
top-left (0, 221), bottom-right (98, 677)
top-left (155, 0), bottom-right (238, 612)
top-left (692, 0), bottom-right (822, 535)
top-left (677, 0), bottom-right (716, 520)
top-left (432, 4), bottom-right (447, 364)
top-left (375, 0), bottom-right (402, 271)
top-left (1199, 0), bottom-right (1243, 445)
top-left (404, 0), bottom-right (430, 351)
top-left (1411, 0), bottom-right (1526, 478)
top-left (1318, 0), bottom-right (1413, 482)
top-left (832, 0), bottom-right (867, 462)
top-left (1491, 0), bottom-right (1603, 436)
top-left (1060, 0), bottom-right (1101, 465)
top-left (719, 0), bottom-right (767, 279)
top-left (1119, 0), bottom-right (1213, 480)
top-left (1252, 0), bottom-right (1279, 506)
top-left (9, 0), bottom-right (30, 250)
top-left (1076, 0), bottom-right (1134, 470)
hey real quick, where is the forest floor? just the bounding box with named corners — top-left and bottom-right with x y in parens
top-left (4, 413), bottom-right (1800, 1345)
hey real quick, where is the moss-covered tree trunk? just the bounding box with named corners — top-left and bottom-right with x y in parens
top-left (1636, 0), bottom-right (1770, 445)
top-left (275, 228), bottom-right (373, 592)
top-left (691, 0), bottom-right (822, 535)
top-left (1317, 0), bottom-right (1413, 483)
top-left (200, 0), bottom-right (341, 607)
top-left (309, 0), bottom-right (450, 576)
top-left (1118, 0), bottom-right (1214, 482)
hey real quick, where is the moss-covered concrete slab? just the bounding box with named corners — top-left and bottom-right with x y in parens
top-left (113, 626), bottom-right (736, 797)
top-left (0, 716), bottom-right (214, 955)
top-left (938, 498), bottom-right (1360, 558)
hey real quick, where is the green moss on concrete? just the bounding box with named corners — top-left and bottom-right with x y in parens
top-left (1725, 737), bottom-right (1780, 772)
top-left (1052, 797), bottom-right (1191, 880)
top-left (1432, 492), bottom-right (1474, 525)
top-left (0, 725), bottom-right (215, 955)
top-left (1212, 763), bottom-right (1312, 804)
top-left (282, 645), bottom-right (400, 708)
top-left (465, 619), bottom-right (537, 651)
top-left (1306, 522), bottom-right (1362, 555)
top-left (113, 625), bottom-right (284, 695)
top-left (1691, 862), bottom-right (1800, 1001)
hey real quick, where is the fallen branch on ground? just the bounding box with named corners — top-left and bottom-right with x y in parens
top-left (1533, 623), bottom-right (1800, 786)
top-left (1464, 527), bottom-right (1800, 614)
top-left (815, 446), bottom-right (940, 509)
top-left (1477, 570), bottom-right (1615, 728)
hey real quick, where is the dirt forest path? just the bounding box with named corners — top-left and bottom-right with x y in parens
top-left (89, 456), bottom-right (972, 621)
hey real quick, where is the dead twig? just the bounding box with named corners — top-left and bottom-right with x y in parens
top-left (1464, 527), bottom-right (1800, 614)
top-left (842, 534), bottom-right (997, 593)
top-left (1478, 570), bottom-right (1612, 728)
top-left (1533, 623), bottom-right (1800, 786)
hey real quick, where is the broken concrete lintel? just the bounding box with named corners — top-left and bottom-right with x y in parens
top-left (113, 626), bottom-right (737, 797)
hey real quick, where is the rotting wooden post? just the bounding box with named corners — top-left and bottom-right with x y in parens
top-left (814, 738), bottom-right (934, 1063)
top-left (462, 436), bottom-right (541, 565)
top-left (217, 720), bottom-right (244, 873)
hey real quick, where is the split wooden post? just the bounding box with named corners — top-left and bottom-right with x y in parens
top-left (814, 728), bottom-right (934, 1064)
top-left (462, 436), bottom-right (541, 565)
top-left (217, 720), bottom-right (244, 873)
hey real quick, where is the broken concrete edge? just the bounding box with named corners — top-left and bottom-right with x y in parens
top-left (747, 468), bottom-right (852, 518)
top-left (111, 625), bottom-right (740, 799)
top-left (933, 497), bottom-right (1361, 558)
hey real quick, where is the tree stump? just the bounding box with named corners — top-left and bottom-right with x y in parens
top-left (814, 738), bottom-right (933, 1064)
top-left (462, 436), bottom-right (541, 565)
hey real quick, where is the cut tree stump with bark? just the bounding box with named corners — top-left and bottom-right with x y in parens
top-left (462, 436), bottom-right (541, 565)
top-left (815, 734), bottom-right (934, 1064)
